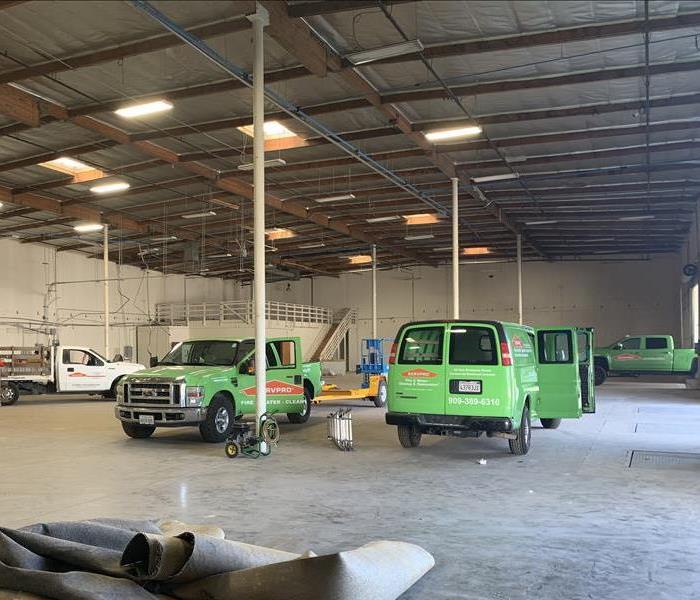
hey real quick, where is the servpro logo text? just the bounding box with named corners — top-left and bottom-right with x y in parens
top-left (401, 368), bottom-right (438, 379)
top-left (242, 380), bottom-right (304, 396)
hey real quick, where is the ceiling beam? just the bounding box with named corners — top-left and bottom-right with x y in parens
top-left (381, 59), bottom-right (700, 105)
top-left (287, 1), bottom-right (415, 17)
top-left (0, 15), bottom-right (256, 85)
top-left (373, 11), bottom-right (700, 65)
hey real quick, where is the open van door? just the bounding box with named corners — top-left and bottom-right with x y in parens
top-left (576, 328), bottom-right (595, 413)
top-left (535, 328), bottom-right (582, 419)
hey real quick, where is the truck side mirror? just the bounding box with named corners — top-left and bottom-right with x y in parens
top-left (150, 356), bottom-right (159, 367)
top-left (614, 343), bottom-right (623, 350)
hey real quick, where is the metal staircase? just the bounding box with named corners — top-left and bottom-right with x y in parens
top-left (312, 308), bottom-right (356, 362)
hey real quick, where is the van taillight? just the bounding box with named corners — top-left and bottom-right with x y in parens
top-left (389, 342), bottom-right (398, 365)
top-left (501, 341), bottom-right (512, 366)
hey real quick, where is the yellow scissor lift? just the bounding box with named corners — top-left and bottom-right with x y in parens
top-left (314, 338), bottom-right (391, 408)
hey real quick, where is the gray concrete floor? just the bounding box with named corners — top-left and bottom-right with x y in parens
top-left (2, 379), bottom-right (700, 599)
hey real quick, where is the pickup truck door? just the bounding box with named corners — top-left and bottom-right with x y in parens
top-left (643, 336), bottom-right (674, 371)
top-left (57, 348), bottom-right (109, 392)
top-left (535, 328), bottom-right (582, 419)
top-left (237, 339), bottom-right (305, 415)
top-left (576, 328), bottom-right (595, 413)
top-left (608, 337), bottom-right (645, 371)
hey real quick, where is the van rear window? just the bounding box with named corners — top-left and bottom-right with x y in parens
top-left (399, 327), bottom-right (444, 364)
top-left (449, 327), bottom-right (498, 365)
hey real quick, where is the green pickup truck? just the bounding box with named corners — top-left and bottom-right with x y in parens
top-left (385, 320), bottom-right (595, 455)
top-left (115, 337), bottom-right (322, 442)
top-left (594, 335), bottom-right (697, 385)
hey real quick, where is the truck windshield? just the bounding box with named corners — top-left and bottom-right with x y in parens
top-left (160, 341), bottom-right (239, 366)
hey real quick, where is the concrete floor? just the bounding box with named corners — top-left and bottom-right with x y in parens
top-left (2, 380), bottom-right (700, 599)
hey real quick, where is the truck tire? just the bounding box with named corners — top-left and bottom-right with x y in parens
top-left (397, 424), bottom-right (421, 448)
top-left (121, 422), bottom-right (155, 439)
top-left (691, 359), bottom-right (698, 378)
top-left (509, 405), bottom-right (531, 455)
top-left (370, 379), bottom-right (388, 408)
top-left (288, 388), bottom-right (311, 424)
top-left (540, 418), bottom-right (561, 429)
top-left (0, 382), bottom-right (19, 406)
top-left (594, 365), bottom-right (607, 386)
top-left (199, 394), bottom-right (235, 443)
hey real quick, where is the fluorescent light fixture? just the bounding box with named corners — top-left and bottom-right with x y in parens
top-left (137, 248), bottom-right (160, 257)
top-left (404, 213), bottom-right (440, 225)
top-left (298, 242), bottom-right (326, 249)
top-left (237, 120), bottom-right (297, 140)
top-left (90, 181), bottom-right (130, 194)
top-left (150, 235), bottom-right (177, 242)
top-left (315, 193), bottom-right (356, 203)
top-left (38, 157), bottom-right (95, 175)
top-left (181, 210), bottom-right (216, 219)
top-left (348, 254), bottom-right (373, 265)
top-left (525, 220), bottom-right (558, 226)
top-left (472, 173), bottom-right (519, 184)
top-left (266, 227), bottom-right (296, 241)
top-left (346, 39), bottom-right (424, 65)
top-left (237, 158), bottom-right (287, 171)
top-left (431, 246), bottom-right (452, 252)
top-left (463, 246), bottom-right (491, 256)
top-left (74, 223), bottom-right (104, 233)
top-left (209, 252), bottom-right (233, 258)
top-left (424, 125), bottom-right (482, 142)
top-left (115, 100), bottom-right (173, 118)
top-left (210, 197), bottom-right (240, 210)
top-left (619, 215), bottom-right (655, 221)
top-left (366, 215), bottom-right (401, 223)
top-left (405, 234), bottom-right (435, 241)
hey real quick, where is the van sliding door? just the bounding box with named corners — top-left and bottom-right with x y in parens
top-left (535, 329), bottom-right (582, 419)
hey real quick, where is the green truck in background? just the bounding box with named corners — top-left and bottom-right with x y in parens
top-left (385, 320), bottom-right (595, 455)
top-left (115, 337), bottom-right (322, 442)
top-left (594, 334), bottom-right (698, 385)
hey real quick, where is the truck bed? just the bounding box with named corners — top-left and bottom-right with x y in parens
top-left (0, 346), bottom-right (51, 378)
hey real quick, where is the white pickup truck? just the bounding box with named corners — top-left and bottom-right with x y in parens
top-left (0, 345), bottom-right (144, 405)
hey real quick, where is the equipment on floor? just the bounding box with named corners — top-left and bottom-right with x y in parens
top-left (224, 412), bottom-right (280, 459)
top-left (327, 409), bottom-right (353, 451)
top-left (315, 338), bottom-right (391, 407)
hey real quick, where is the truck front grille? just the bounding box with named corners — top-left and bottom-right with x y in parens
top-left (126, 379), bottom-right (181, 406)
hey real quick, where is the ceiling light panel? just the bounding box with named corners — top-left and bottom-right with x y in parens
top-left (346, 39), bottom-right (424, 65)
top-left (90, 181), bottom-right (130, 194)
top-left (424, 125), bottom-right (483, 142)
top-left (404, 213), bottom-right (440, 225)
top-left (237, 120), bottom-right (297, 140)
top-left (181, 211), bottom-right (216, 219)
top-left (74, 223), bottom-right (104, 233)
top-left (115, 100), bottom-right (173, 118)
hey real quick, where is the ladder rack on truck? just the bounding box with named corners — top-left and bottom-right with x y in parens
top-left (0, 346), bottom-right (51, 378)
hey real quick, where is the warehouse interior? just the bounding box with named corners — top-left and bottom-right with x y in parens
top-left (1, 1), bottom-right (700, 598)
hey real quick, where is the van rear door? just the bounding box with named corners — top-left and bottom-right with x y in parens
top-left (576, 328), bottom-right (595, 413)
top-left (391, 324), bottom-right (446, 415)
top-left (445, 323), bottom-right (507, 417)
top-left (535, 328), bottom-right (582, 419)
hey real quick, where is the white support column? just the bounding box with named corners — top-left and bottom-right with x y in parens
top-left (516, 233), bottom-right (523, 325)
top-left (371, 244), bottom-right (377, 338)
top-left (451, 177), bottom-right (459, 319)
top-left (249, 3), bottom-right (269, 436)
top-left (103, 224), bottom-right (110, 359)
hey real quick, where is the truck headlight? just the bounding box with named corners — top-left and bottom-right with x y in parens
top-left (116, 384), bottom-right (125, 402)
top-left (186, 386), bottom-right (205, 407)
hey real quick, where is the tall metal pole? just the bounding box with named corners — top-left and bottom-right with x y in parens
top-left (371, 244), bottom-right (377, 338)
top-left (249, 4), bottom-right (269, 435)
top-left (516, 233), bottom-right (523, 324)
top-left (451, 177), bottom-right (459, 319)
top-left (103, 224), bottom-right (110, 358)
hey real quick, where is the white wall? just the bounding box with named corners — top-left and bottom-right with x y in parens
top-left (265, 255), bottom-right (683, 369)
top-left (0, 238), bottom-right (239, 359)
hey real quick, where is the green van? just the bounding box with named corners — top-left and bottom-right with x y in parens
top-left (385, 320), bottom-right (595, 455)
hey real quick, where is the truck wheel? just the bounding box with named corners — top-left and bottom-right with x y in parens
top-left (0, 383), bottom-right (19, 406)
top-left (691, 359), bottom-right (698, 378)
top-left (509, 405), bottom-right (531, 455)
top-left (370, 379), bottom-right (388, 408)
top-left (397, 424), bottom-right (421, 448)
top-left (594, 365), bottom-right (607, 386)
top-left (121, 422), bottom-right (155, 439)
top-left (288, 388), bottom-right (311, 424)
top-left (540, 418), bottom-right (561, 429)
top-left (199, 394), bottom-right (235, 443)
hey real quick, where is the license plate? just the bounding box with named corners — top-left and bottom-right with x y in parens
top-left (138, 414), bottom-right (155, 425)
top-left (457, 380), bottom-right (481, 394)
